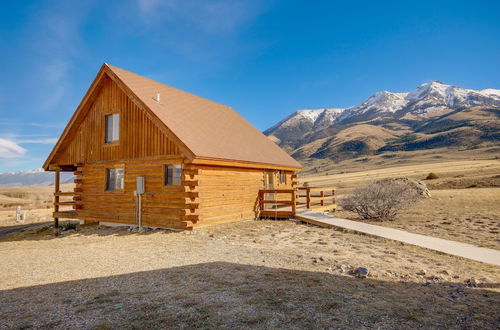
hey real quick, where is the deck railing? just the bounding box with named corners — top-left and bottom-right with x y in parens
top-left (258, 186), bottom-right (336, 218)
top-left (296, 187), bottom-right (336, 209)
top-left (258, 189), bottom-right (296, 217)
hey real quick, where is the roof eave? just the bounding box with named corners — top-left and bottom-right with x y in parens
top-left (190, 156), bottom-right (302, 171)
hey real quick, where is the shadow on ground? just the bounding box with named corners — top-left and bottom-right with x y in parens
top-left (0, 222), bottom-right (177, 242)
top-left (0, 262), bottom-right (498, 329)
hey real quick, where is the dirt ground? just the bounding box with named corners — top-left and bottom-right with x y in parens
top-left (0, 220), bottom-right (499, 329)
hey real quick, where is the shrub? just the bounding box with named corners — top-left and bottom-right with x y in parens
top-left (339, 181), bottom-right (421, 220)
top-left (425, 172), bottom-right (439, 180)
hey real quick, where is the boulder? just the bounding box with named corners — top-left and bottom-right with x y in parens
top-left (377, 177), bottom-right (432, 198)
top-left (354, 267), bottom-right (369, 278)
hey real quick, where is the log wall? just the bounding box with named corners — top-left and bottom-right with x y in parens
top-left (76, 156), bottom-right (195, 230)
top-left (75, 160), bottom-right (294, 229)
top-left (184, 164), bottom-right (295, 227)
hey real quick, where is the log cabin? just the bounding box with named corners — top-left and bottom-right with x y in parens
top-left (43, 63), bottom-right (304, 230)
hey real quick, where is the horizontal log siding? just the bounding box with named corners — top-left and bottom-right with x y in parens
top-left (53, 77), bottom-right (181, 165)
top-left (184, 165), bottom-right (265, 227)
top-left (77, 157), bottom-right (192, 229)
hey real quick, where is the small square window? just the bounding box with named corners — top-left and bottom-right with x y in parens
top-left (106, 167), bottom-right (124, 191)
top-left (105, 114), bottom-right (120, 143)
top-left (164, 164), bottom-right (182, 186)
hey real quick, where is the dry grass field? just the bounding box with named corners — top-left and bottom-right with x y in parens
top-left (300, 159), bottom-right (500, 250)
top-left (301, 159), bottom-right (500, 192)
top-left (335, 188), bottom-right (500, 249)
top-left (299, 146), bottom-right (500, 176)
top-left (0, 183), bottom-right (74, 230)
top-left (0, 159), bottom-right (499, 328)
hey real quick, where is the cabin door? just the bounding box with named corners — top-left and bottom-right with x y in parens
top-left (264, 171), bottom-right (275, 205)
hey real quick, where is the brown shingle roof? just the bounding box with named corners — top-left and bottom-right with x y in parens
top-left (106, 64), bottom-right (302, 169)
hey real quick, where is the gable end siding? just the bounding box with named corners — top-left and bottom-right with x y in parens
top-left (53, 77), bottom-right (182, 165)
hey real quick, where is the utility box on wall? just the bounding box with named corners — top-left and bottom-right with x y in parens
top-left (136, 176), bottom-right (145, 194)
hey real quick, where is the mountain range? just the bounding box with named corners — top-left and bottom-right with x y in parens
top-left (265, 81), bottom-right (500, 162)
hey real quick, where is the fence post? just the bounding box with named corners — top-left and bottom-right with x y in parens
top-left (320, 190), bottom-right (324, 206)
top-left (306, 188), bottom-right (311, 209)
top-left (54, 169), bottom-right (60, 229)
top-left (259, 190), bottom-right (263, 213)
top-left (291, 190), bottom-right (296, 215)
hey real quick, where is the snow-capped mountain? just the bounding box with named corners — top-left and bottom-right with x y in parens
top-left (265, 81), bottom-right (500, 161)
top-left (0, 169), bottom-right (74, 187)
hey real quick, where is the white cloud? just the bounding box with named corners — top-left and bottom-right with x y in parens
top-left (0, 138), bottom-right (27, 159)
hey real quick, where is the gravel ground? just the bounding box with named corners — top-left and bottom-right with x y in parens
top-left (0, 220), bottom-right (499, 329)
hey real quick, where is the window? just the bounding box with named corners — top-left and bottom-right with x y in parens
top-left (106, 168), bottom-right (124, 191)
top-left (105, 114), bottom-right (120, 143)
top-left (279, 171), bottom-right (286, 185)
top-left (164, 164), bottom-right (182, 186)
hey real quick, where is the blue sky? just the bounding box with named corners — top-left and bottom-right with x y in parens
top-left (0, 0), bottom-right (499, 172)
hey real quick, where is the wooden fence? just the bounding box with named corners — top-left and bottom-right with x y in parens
top-left (258, 187), bottom-right (336, 218)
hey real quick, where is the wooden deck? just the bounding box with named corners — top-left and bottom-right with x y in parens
top-left (258, 187), bottom-right (336, 218)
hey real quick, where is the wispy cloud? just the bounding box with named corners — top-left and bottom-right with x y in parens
top-left (29, 1), bottom-right (94, 110)
top-left (130, 0), bottom-right (268, 60)
top-left (17, 138), bottom-right (58, 145)
top-left (40, 60), bottom-right (70, 109)
top-left (136, 0), bottom-right (264, 34)
top-left (0, 120), bottom-right (64, 129)
top-left (0, 138), bottom-right (27, 158)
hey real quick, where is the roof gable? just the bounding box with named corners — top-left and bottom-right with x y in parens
top-left (44, 64), bottom-right (302, 170)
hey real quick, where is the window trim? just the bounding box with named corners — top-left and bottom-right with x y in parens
top-left (104, 113), bottom-right (120, 144)
top-left (164, 164), bottom-right (182, 186)
top-left (105, 165), bottom-right (125, 192)
top-left (279, 171), bottom-right (287, 185)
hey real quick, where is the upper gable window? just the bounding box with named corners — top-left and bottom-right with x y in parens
top-left (105, 114), bottom-right (120, 143)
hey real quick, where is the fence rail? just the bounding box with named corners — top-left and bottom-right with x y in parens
top-left (258, 186), bottom-right (335, 218)
top-left (297, 187), bottom-right (336, 209)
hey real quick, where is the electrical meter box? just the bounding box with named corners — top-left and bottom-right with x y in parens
top-left (136, 176), bottom-right (145, 194)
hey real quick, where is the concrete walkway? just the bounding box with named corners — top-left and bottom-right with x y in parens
top-left (295, 212), bottom-right (500, 266)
